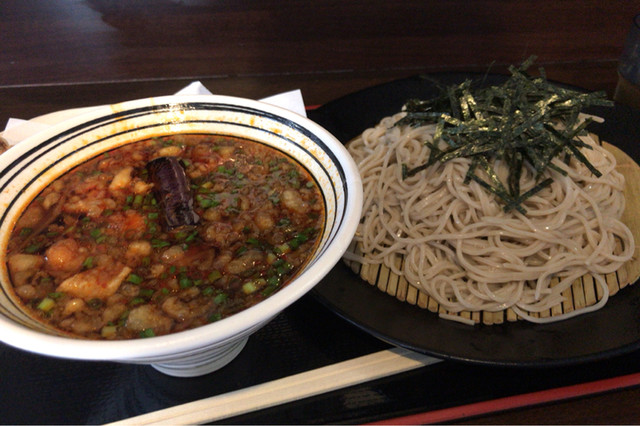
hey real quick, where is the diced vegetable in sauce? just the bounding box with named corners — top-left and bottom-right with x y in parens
top-left (6, 134), bottom-right (324, 339)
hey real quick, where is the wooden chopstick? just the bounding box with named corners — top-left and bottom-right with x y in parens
top-left (108, 347), bottom-right (441, 425)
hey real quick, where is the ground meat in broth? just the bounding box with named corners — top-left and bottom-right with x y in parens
top-left (6, 134), bottom-right (324, 340)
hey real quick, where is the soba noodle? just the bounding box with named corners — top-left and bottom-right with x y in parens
top-left (345, 113), bottom-right (635, 324)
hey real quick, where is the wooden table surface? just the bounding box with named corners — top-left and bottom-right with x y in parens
top-left (2, 1), bottom-right (640, 424)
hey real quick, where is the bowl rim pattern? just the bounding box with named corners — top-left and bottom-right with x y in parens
top-left (0, 94), bottom-right (363, 362)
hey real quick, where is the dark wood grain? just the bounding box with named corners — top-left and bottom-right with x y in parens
top-left (0, 61), bottom-right (627, 126)
top-left (1, 0), bottom-right (636, 122)
top-left (0, 1), bottom-right (636, 92)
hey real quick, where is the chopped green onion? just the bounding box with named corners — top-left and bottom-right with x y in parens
top-left (197, 195), bottom-right (220, 209)
top-left (101, 325), bottom-right (117, 338)
top-left (130, 297), bottom-right (146, 306)
top-left (139, 328), bottom-right (155, 338)
top-left (266, 252), bottom-right (278, 264)
top-left (175, 230), bottom-right (189, 240)
top-left (268, 192), bottom-right (280, 205)
top-left (127, 273), bottom-right (143, 284)
top-left (275, 243), bottom-right (291, 254)
top-left (24, 244), bottom-right (41, 254)
top-left (276, 261), bottom-right (293, 276)
top-left (218, 165), bottom-right (235, 175)
top-left (176, 230), bottom-right (198, 242)
top-left (213, 292), bottom-right (228, 304)
top-left (267, 276), bottom-right (280, 287)
top-left (139, 288), bottom-right (154, 298)
top-left (242, 282), bottom-right (257, 294)
top-left (151, 239), bottom-right (171, 248)
top-left (207, 270), bottom-right (222, 282)
top-left (179, 276), bottom-right (193, 288)
top-left (37, 297), bottom-right (55, 312)
top-left (262, 283), bottom-right (278, 296)
top-left (82, 256), bottom-right (94, 269)
top-left (242, 278), bottom-right (265, 294)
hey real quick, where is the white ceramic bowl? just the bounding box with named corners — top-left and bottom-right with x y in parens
top-left (0, 95), bottom-right (362, 377)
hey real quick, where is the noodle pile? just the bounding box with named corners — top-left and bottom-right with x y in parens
top-left (345, 113), bottom-right (635, 324)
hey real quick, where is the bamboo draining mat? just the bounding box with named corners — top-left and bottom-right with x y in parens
top-left (344, 136), bottom-right (640, 325)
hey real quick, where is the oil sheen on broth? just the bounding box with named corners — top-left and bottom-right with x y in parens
top-left (6, 135), bottom-right (325, 339)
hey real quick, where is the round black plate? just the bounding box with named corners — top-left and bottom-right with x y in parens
top-left (309, 73), bottom-right (640, 367)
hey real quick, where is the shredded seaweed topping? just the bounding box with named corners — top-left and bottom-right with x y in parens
top-left (397, 56), bottom-right (613, 213)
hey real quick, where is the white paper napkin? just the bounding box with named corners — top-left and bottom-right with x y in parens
top-left (1, 81), bottom-right (307, 147)
top-left (174, 81), bottom-right (307, 118)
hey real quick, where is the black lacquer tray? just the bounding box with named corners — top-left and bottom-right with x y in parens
top-left (309, 73), bottom-right (640, 367)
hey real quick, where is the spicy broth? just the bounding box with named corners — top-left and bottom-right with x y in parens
top-left (6, 134), bottom-right (324, 339)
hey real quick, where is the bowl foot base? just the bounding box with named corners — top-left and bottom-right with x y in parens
top-left (151, 337), bottom-right (249, 377)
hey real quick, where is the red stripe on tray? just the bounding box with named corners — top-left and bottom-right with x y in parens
top-left (368, 372), bottom-right (640, 425)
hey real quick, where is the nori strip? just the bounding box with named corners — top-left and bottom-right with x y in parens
top-left (397, 56), bottom-right (612, 213)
